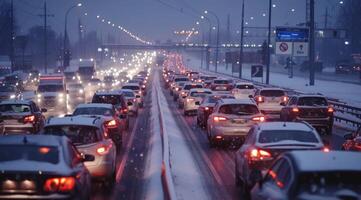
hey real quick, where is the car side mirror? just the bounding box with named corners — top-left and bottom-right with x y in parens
top-left (250, 169), bottom-right (263, 187)
top-left (344, 133), bottom-right (354, 140)
top-left (136, 95), bottom-right (141, 98)
top-left (195, 101), bottom-right (200, 106)
top-left (127, 102), bottom-right (132, 106)
top-left (248, 95), bottom-right (253, 98)
top-left (41, 108), bottom-right (47, 113)
top-left (82, 154), bottom-right (95, 162)
top-left (280, 102), bottom-right (286, 106)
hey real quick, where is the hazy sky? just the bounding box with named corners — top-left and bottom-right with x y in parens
top-left (14, 0), bottom-right (340, 44)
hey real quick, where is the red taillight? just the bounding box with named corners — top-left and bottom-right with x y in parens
top-left (44, 177), bottom-right (75, 192)
top-left (252, 116), bottom-right (265, 122)
top-left (256, 96), bottom-right (264, 103)
top-left (24, 115), bottom-right (35, 123)
top-left (327, 107), bottom-right (334, 113)
top-left (249, 149), bottom-right (272, 161)
top-left (97, 145), bottom-right (111, 155)
top-left (205, 107), bottom-right (210, 111)
top-left (105, 119), bottom-right (117, 128)
top-left (292, 107), bottom-right (299, 112)
top-left (213, 116), bottom-right (228, 122)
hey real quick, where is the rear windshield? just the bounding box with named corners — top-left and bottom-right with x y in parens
top-left (0, 104), bottom-right (31, 113)
top-left (122, 85), bottom-right (140, 90)
top-left (190, 91), bottom-right (212, 98)
top-left (0, 85), bottom-right (16, 92)
top-left (260, 90), bottom-right (285, 97)
top-left (184, 85), bottom-right (203, 90)
top-left (297, 172), bottom-right (361, 195)
top-left (128, 80), bottom-right (141, 84)
top-left (73, 107), bottom-right (114, 116)
top-left (298, 97), bottom-right (328, 106)
top-left (175, 78), bottom-right (189, 82)
top-left (190, 72), bottom-right (199, 75)
top-left (0, 145), bottom-right (59, 164)
top-left (214, 80), bottom-right (230, 84)
top-left (236, 84), bottom-right (254, 89)
top-left (92, 95), bottom-right (122, 105)
top-left (206, 95), bottom-right (235, 103)
top-left (205, 76), bottom-right (217, 81)
top-left (121, 91), bottom-right (135, 97)
top-left (44, 126), bottom-right (100, 145)
top-left (258, 130), bottom-right (319, 143)
top-left (219, 104), bottom-right (259, 115)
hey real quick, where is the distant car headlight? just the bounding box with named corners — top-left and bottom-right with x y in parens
top-left (58, 93), bottom-right (64, 98)
top-left (37, 94), bottom-right (41, 98)
top-left (10, 94), bottom-right (16, 99)
top-left (72, 76), bottom-right (76, 80)
top-left (79, 89), bottom-right (84, 94)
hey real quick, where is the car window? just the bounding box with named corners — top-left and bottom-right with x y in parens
top-left (92, 95), bottom-right (121, 105)
top-left (258, 130), bottom-right (319, 144)
top-left (288, 97), bottom-right (297, 106)
top-left (260, 90), bottom-right (285, 97)
top-left (44, 126), bottom-right (101, 145)
top-left (214, 80), bottom-right (229, 84)
top-left (297, 97), bottom-right (328, 106)
top-left (218, 104), bottom-right (259, 115)
top-left (0, 145), bottom-right (59, 164)
top-left (68, 143), bottom-right (82, 166)
top-left (73, 107), bottom-right (114, 116)
top-left (276, 160), bottom-right (292, 189)
top-left (190, 91), bottom-right (212, 98)
top-left (0, 104), bottom-right (31, 113)
top-left (184, 85), bottom-right (203, 90)
top-left (122, 85), bottom-right (140, 90)
top-left (236, 84), bottom-right (254, 89)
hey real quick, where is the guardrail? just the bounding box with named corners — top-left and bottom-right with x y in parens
top-left (197, 69), bottom-right (361, 129)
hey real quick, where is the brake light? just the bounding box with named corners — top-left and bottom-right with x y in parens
top-left (249, 149), bottom-right (272, 161)
top-left (205, 107), bottom-right (210, 111)
top-left (97, 144), bottom-right (111, 155)
top-left (323, 147), bottom-right (330, 152)
top-left (175, 88), bottom-right (179, 91)
top-left (105, 119), bottom-right (117, 128)
top-left (327, 107), bottom-right (334, 113)
top-left (282, 96), bottom-right (288, 102)
top-left (252, 116), bottom-right (265, 122)
top-left (142, 85), bottom-right (146, 88)
top-left (256, 96), bottom-right (264, 103)
top-left (213, 116), bottom-right (228, 122)
top-left (44, 177), bottom-right (75, 192)
top-left (186, 98), bottom-right (195, 103)
top-left (181, 92), bottom-right (186, 95)
top-left (24, 115), bottom-right (35, 123)
top-left (292, 107), bottom-right (299, 112)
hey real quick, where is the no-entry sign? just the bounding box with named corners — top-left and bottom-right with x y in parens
top-left (276, 42), bottom-right (292, 55)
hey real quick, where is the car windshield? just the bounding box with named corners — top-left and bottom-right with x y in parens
top-left (38, 85), bottom-right (63, 92)
top-left (219, 104), bottom-right (259, 115)
top-left (206, 95), bottom-right (235, 103)
top-left (258, 130), bottom-right (319, 143)
top-left (184, 85), bottom-right (203, 90)
top-left (296, 172), bottom-right (361, 195)
top-left (68, 84), bottom-right (82, 89)
top-left (0, 85), bottom-right (15, 92)
top-left (175, 78), bottom-right (189, 82)
top-left (260, 90), bottom-right (285, 97)
top-left (73, 107), bottom-right (114, 116)
top-left (44, 126), bottom-right (100, 145)
top-left (0, 104), bottom-right (31, 113)
top-left (122, 85), bottom-right (140, 90)
top-left (190, 91), bottom-right (212, 98)
top-left (0, 145), bottom-right (59, 164)
top-left (236, 84), bottom-right (254, 89)
top-left (121, 91), bottom-right (135, 97)
top-left (298, 97), bottom-right (328, 106)
top-left (214, 80), bottom-right (229, 84)
top-left (92, 95), bottom-right (121, 105)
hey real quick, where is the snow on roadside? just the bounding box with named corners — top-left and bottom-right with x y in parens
top-left (154, 70), bottom-right (210, 200)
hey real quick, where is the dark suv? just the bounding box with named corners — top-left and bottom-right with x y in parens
top-left (280, 94), bottom-right (334, 134)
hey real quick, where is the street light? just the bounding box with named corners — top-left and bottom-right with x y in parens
top-left (238, 0), bottom-right (245, 79)
top-left (204, 10), bottom-right (220, 72)
top-left (63, 3), bottom-right (82, 68)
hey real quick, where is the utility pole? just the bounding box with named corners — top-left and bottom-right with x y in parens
top-left (266, 0), bottom-right (272, 84)
top-left (200, 32), bottom-right (204, 69)
top-left (309, 0), bottom-right (315, 86)
top-left (38, 2), bottom-right (53, 74)
top-left (78, 18), bottom-right (83, 58)
top-left (10, 0), bottom-right (14, 72)
top-left (226, 14), bottom-right (231, 70)
top-left (324, 7), bottom-right (328, 29)
top-left (239, 0), bottom-right (245, 79)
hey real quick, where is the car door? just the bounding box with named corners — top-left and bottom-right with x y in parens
top-left (237, 127), bottom-right (256, 177)
top-left (66, 143), bottom-right (90, 191)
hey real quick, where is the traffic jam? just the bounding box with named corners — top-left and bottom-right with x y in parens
top-left (0, 51), bottom-right (360, 200)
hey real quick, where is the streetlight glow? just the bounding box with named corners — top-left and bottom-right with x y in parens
top-left (77, 3), bottom-right (82, 7)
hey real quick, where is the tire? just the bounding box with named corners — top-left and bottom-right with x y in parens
top-left (235, 161), bottom-right (241, 187)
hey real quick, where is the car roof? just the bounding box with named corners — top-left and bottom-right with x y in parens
top-left (0, 134), bottom-right (66, 147)
top-left (256, 122), bottom-right (313, 132)
top-left (235, 82), bottom-right (254, 85)
top-left (94, 91), bottom-right (123, 95)
top-left (219, 98), bottom-right (255, 105)
top-left (189, 88), bottom-right (212, 92)
top-left (45, 116), bottom-right (103, 128)
top-left (117, 89), bottom-right (134, 93)
top-left (75, 103), bottom-right (113, 109)
top-left (184, 83), bottom-right (203, 86)
top-left (295, 94), bottom-right (326, 98)
top-left (0, 100), bottom-right (32, 105)
top-left (286, 151), bottom-right (361, 172)
top-left (259, 87), bottom-right (285, 91)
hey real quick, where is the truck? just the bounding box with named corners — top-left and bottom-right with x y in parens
top-left (36, 75), bottom-right (68, 112)
top-left (78, 59), bottom-right (96, 82)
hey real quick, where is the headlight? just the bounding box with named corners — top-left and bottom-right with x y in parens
top-left (79, 89), bottom-right (84, 94)
top-left (37, 94), bottom-right (41, 98)
top-left (58, 93), bottom-right (64, 98)
top-left (10, 94), bottom-right (15, 99)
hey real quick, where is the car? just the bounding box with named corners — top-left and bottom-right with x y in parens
top-left (342, 127), bottom-right (361, 151)
top-left (280, 94), bottom-right (334, 134)
top-left (44, 116), bottom-right (117, 186)
top-left (0, 135), bottom-right (93, 199)
top-left (0, 100), bottom-right (47, 134)
top-left (86, 78), bottom-right (102, 93)
top-left (203, 76), bottom-right (217, 88)
top-left (91, 91), bottom-right (129, 130)
top-left (172, 81), bottom-right (191, 101)
top-left (254, 88), bottom-right (288, 120)
top-left (188, 71), bottom-right (200, 81)
top-left (0, 85), bottom-right (20, 101)
top-left (232, 82), bottom-right (255, 99)
top-left (121, 83), bottom-right (144, 108)
top-left (183, 88), bottom-right (212, 116)
top-left (250, 151), bottom-right (361, 200)
top-left (207, 99), bottom-right (264, 147)
top-left (67, 83), bottom-right (85, 104)
top-left (235, 122), bottom-right (325, 195)
top-left (197, 94), bottom-right (235, 128)
top-left (177, 83), bottom-right (203, 106)
top-left (117, 89), bottom-right (139, 116)
top-left (72, 103), bottom-right (125, 147)
top-left (169, 76), bottom-right (190, 95)
top-left (210, 79), bottom-right (234, 92)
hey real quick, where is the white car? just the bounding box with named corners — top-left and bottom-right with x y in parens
top-left (121, 83), bottom-right (144, 107)
top-left (183, 88), bottom-right (212, 116)
top-left (254, 88), bottom-right (288, 120)
top-left (177, 83), bottom-right (204, 108)
top-left (118, 89), bottom-right (139, 116)
top-left (232, 82), bottom-right (255, 99)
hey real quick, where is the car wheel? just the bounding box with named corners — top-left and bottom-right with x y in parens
top-left (235, 160), bottom-right (241, 186)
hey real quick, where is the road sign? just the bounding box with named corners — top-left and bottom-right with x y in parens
top-left (276, 42), bottom-right (292, 55)
top-left (293, 42), bottom-right (308, 57)
top-left (251, 65), bottom-right (263, 78)
top-left (276, 27), bottom-right (309, 42)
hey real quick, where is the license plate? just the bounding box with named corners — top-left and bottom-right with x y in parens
top-left (216, 86), bottom-right (226, 90)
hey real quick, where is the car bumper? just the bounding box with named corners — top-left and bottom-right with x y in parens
top-left (212, 125), bottom-right (252, 141)
top-left (86, 161), bottom-right (114, 179)
top-left (1, 124), bottom-right (35, 134)
top-left (296, 117), bottom-right (332, 127)
top-left (0, 194), bottom-right (72, 199)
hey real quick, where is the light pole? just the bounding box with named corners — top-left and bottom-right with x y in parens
top-left (239, 0), bottom-right (245, 79)
top-left (63, 3), bottom-right (82, 68)
top-left (204, 10), bottom-right (220, 72)
top-left (266, 0), bottom-right (272, 84)
top-left (201, 15), bottom-right (213, 71)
